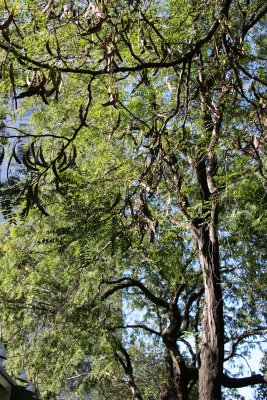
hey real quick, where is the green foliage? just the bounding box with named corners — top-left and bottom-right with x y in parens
top-left (0, 0), bottom-right (266, 399)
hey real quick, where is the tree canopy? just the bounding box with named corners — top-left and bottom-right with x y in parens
top-left (0, 1), bottom-right (266, 400)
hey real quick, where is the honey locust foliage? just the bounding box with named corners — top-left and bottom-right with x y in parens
top-left (0, 1), bottom-right (267, 400)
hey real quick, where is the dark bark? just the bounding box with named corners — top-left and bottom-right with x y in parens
top-left (162, 301), bottom-right (198, 400)
top-left (192, 51), bottom-right (225, 397)
top-left (197, 218), bottom-right (224, 400)
top-left (116, 344), bottom-right (143, 400)
top-left (160, 354), bottom-right (181, 400)
top-left (222, 373), bottom-right (267, 388)
top-left (192, 153), bottom-right (224, 400)
top-left (102, 277), bottom-right (169, 309)
top-left (160, 343), bottom-right (197, 400)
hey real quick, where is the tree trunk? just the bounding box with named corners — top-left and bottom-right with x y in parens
top-left (162, 303), bottom-right (195, 400)
top-left (197, 207), bottom-right (224, 400)
top-left (160, 352), bottom-right (189, 400)
top-left (160, 353), bottom-right (182, 400)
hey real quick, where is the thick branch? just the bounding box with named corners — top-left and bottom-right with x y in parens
top-left (222, 373), bottom-right (267, 388)
top-left (181, 288), bottom-right (204, 332)
top-left (102, 277), bottom-right (169, 310)
top-left (116, 343), bottom-right (143, 400)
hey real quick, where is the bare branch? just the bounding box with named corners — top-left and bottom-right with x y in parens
top-left (3, 126), bottom-right (70, 141)
top-left (224, 327), bottom-right (267, 361)
top-left (222, 373), bottom-right (267, 388)
top-left (115, 343), bottom-right (143, 400)
top-left (111, 324), bottom-right (161, 336)
top-left (102, 277), bottom-right (169, 309)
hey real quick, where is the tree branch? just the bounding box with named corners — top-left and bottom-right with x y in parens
top-left (222, 373), bottom-right (267, 388)
top-left (102, 277), bottom-right (169, 310)
top-left (111, 324), bottom-right (161, 336)
top-left (115, 343), bottom-right (143, 400)
top-left (224, 327), bottom-right (267, 361)
top-left (0, 1), bottom-right (232, 77)
top-left (242, 4), bottom-right (267, 36)
top-left (181, 288), bottom-right (204, 332)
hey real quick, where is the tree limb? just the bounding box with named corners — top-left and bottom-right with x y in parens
top-left (224, 327), bottom-right (267, 361)
top-left (222, 373), bottom-right (267, 388)
top-left (111, 324), bottom-right (161, 336)
top-left (102, 277), bottom-right (169, 310)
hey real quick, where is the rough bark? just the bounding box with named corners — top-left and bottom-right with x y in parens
top-left (196, 203), bottom-right (224, 400)
top-left (160, 354), bottom-right (181, 400)
top-left (189, 128), bottom-right (224, 399)
top-left (192, 64), bottom-right (225, 398)
top-left (162, 302), bottom-right (188, 400)
top-left (162, 301), bottom-right (198, 400)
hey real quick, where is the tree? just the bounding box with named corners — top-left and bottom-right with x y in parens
top-left (0, 1), bottom-right (266, 399)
